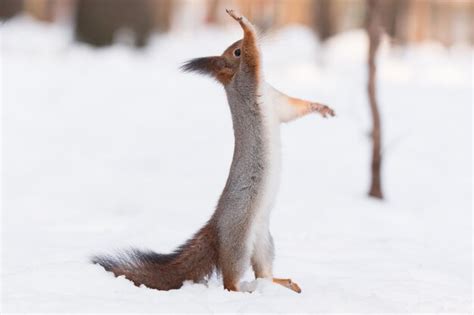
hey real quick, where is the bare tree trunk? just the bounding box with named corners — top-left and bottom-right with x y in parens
top-left (275, 0), bottom-right (312, 27)
top-left (314, 0), bottom-right (336, 41)
top-left (152, 0), bottom-right (173, 33)
top-left (24, 0), bottom-right (55, 22)
top-left (0, 0), bottom-right (23, 20)
top-left (379, 0), bottom-right (409, 45)
top-left (205, 0), bottom-right (220, 24)
top-left (74, 0), bottom-right (153, 48)
top-left (366, 0), bottom-right (383, 199)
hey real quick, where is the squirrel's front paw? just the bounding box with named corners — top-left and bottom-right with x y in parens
top-left (226, 9), bottom-right (242, 21)
top-left (311, 103), bottom-right (335, 118)
top-left (226, 9), bottom-right (253, 30)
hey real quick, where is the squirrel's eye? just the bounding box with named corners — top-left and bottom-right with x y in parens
top-left (233, 48), bottom-right (241, 57)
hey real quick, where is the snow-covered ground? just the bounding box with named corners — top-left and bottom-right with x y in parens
top-left (1, 17), bottom-right (472, 313)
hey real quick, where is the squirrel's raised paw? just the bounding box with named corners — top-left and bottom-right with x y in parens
top-left (226, 9), bottom-right (254, 31)
top-left (311, 103), bottom-right (335, 118)
top-left (226, 9), bottom-right (242, 21)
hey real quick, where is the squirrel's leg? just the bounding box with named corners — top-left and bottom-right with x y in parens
top-left (267, 84), bottom-right (335, 123)
top-left (251, 228), bottom-right (301, 293)
top-left (251, 229), bottom-right (274, 279)
top-left (223, 277), bottom-right (239, 292)
top-left (220, 246), bottom-right (250, 292)
top-left (219, 228), bottom-right (253, 292)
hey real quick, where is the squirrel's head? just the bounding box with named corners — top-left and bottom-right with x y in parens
top-left (181, 40), bottom-right (242, 85)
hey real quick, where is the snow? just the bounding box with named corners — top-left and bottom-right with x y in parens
top-left (1, 17), bottom-right (472, 313)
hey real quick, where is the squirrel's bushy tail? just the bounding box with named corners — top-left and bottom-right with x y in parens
top-left (92, 222), bottom-right (218, 290)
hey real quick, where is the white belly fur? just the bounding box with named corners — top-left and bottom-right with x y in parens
top-left (246, 82), bottom-right (282, 264)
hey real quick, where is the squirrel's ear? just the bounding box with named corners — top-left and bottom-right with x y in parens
top-left (181, 56), bottom-right (226, 77)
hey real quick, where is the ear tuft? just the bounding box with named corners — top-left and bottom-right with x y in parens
top-left (180, 58), bottom-right (214, 76)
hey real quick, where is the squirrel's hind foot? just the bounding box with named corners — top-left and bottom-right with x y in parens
top-left (273, 278), bottom-right (302, 293)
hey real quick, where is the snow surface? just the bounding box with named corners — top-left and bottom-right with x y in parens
top-left (1, 17), bottom-right (472, 313)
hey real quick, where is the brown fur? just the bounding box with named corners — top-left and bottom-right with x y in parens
top-left (92, 222), bottom-right (218, 290)
top-left (181, 11), bottom-right (261, 87)
top-left (225, 9), bottom-right (261, 84)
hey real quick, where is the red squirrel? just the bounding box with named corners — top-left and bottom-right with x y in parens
top-left (92, 9), bottom-right (334, 294)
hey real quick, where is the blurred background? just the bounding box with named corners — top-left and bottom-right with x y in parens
top-left (1, 0), bottom-right (473, 47)
top-left (1, 0), bottom-right (472, 312)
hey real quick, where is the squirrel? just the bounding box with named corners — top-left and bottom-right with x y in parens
top-left (92, 9), bottom-right (334, 294)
